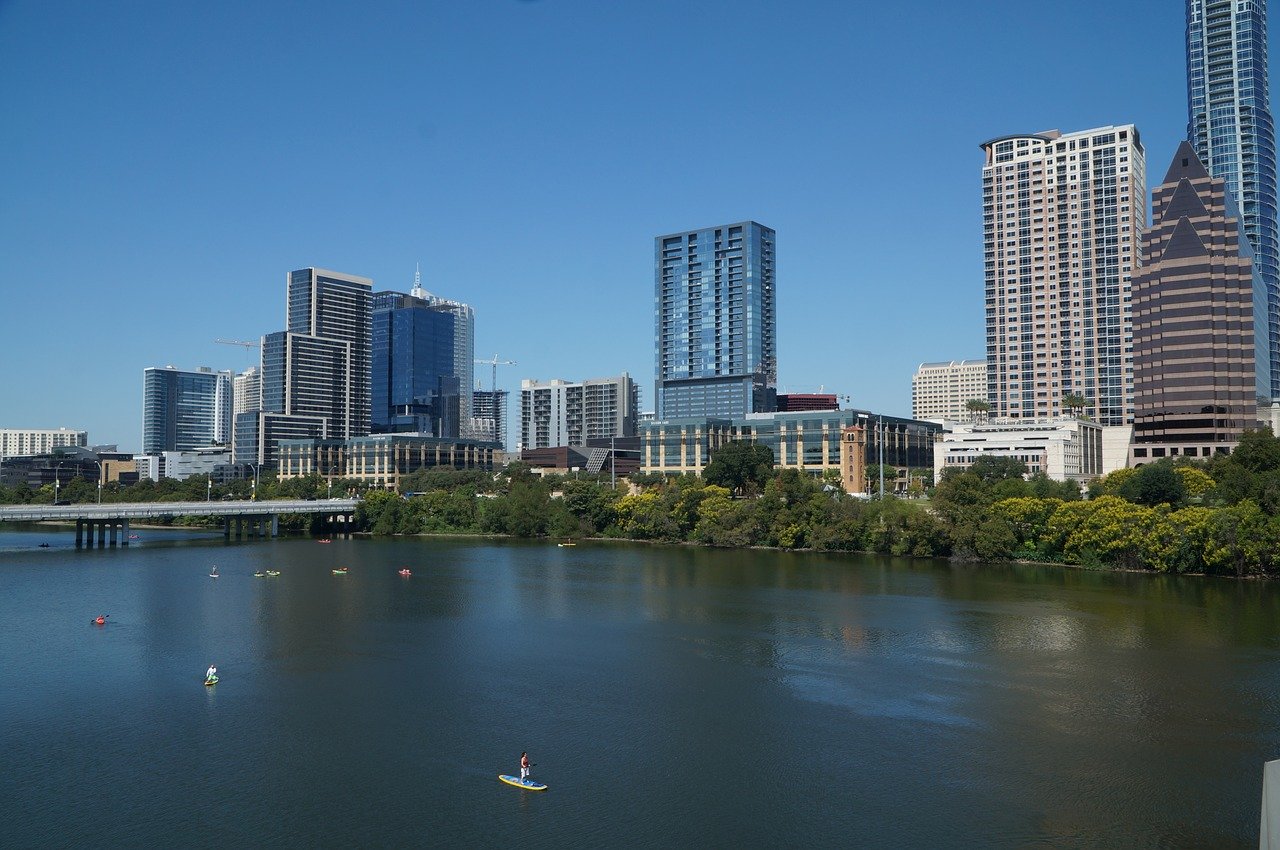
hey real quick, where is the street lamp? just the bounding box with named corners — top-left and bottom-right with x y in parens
top-left (249, 463), bottom-right (260, 501)
top-left (207, 477), bottom-right (213, 502)
top-left (92, 459), bottom-right (103, 504)
top-left (327, 478), bottom-right (333, 500)
top-left (610, 434), bottom-right (616, 489)
top-left (54, 461), bottom-right (64, 504)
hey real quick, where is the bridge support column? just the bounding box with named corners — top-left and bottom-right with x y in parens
top-left (76, 520), bottom-right (84, 548)
top-left (223, 516), bottom-right (231, 539)
top-left (109, 522), bottom-right (118, 547)
top-left (122, 519), bottom-right (130, 545)
top-left (96, 522), bottom-right (106, 548)
top-left (271, 515), bottom-right (279, 537)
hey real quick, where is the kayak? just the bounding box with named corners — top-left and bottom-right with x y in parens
top-left (266, 570), bottom-right (281, 577)
top-left (499, 775), bottom-right (547, 791)
top-left (205, 676), bottom-right (219, 686)
top-left (332, 568), bottom-right (348, 575)
top-left (398, 569), bottom-right (412, 576)
top-left (253, 571), bottom-right (266, 577)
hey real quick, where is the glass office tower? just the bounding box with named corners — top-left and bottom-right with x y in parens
top-left (654, 221), bottom-right (776, 419)
top-left (141, 366), bottom-right (233, 453)
top-left (1187, 0), bottom-right (1280, 397)
top-left (371, 291), bottom-right (460, 438)
top-left (286, 268), bottom-right (373, 437)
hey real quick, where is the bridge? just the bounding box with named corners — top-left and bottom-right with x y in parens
top-left (0, 498), bottom-right (360, 547)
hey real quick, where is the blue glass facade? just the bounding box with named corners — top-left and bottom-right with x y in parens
top-left (1188, 0), bottom-right (1280, 397)
top-left (655, 221), bottom-right (776, 419)
top-left (141, 366), bottom-right (232, 453)
top-left (371, 292), bottom-right (460, 437)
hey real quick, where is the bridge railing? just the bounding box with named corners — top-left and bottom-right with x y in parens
top-left (0, 498), bottom-right (360, 523)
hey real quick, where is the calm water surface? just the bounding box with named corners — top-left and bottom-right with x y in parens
top-left (2, 527), bottom-right (1279, 848)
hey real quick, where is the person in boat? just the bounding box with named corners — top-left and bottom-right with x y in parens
top-left (205, 665), bottom-right (217, 683)
top-left (520, 752), bottom-right (531, 783)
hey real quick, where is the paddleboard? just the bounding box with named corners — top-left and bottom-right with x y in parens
top-left (499, 775), bottom-right (547, 791)
top-left (204, 676), bottom-right (219, 686)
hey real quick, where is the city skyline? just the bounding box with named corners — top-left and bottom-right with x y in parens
top-left (0, 2), bottom-right (1257, 451)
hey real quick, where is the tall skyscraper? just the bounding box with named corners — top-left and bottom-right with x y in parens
top-left (981, 126), bottom-right (1147, 425)
top-left (655, 221), bottom-right (776, 419)
top-left (240, 267), bottom-right (373, 468)
top-left (1187, 0), bottom-right (1279, 398)
top-left (141, 366), bottom-right (233, 453)
top-left (520, 374), bottom-right (638, 450)
top-left (410, 267), bottom-right (476, 436)
top-left (1131, 142), bottom-right (1269, 457)
top-left (371, 290), bottom-right (460, 437)
top-left (285, 267), bottom-right (372, 437)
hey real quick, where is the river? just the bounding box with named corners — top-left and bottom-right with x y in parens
top-left (1, 527), bottom-right (1277, 847)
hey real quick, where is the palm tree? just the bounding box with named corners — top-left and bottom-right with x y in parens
top-left (965, 398), bottom-right (991, 424)
top-left (1062, 393), bottom-right (1089, 418)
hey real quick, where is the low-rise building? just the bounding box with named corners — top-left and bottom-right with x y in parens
top-left (133, 447), bottom-right (235, 482)
top-left (277, 434), bottom-right (498, 490)
top-left (1, 428), bottom-right (88, 458)
top-left (933, 417), bottom-right (1102, 483)
top-left (639, 410), bottom-right (940, 494)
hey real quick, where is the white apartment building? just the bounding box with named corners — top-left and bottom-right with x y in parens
top-left (934, 417), bottom-right (1103, 483)
top-left (134, 447), bottom-right (233, 482)
top-left (520, 374), bottom-right (638, 450)
top-left (1, 428), bottom-right (88, 458)
top-left (981, 125), bottom-right (1147, 426)
top-left (912, 359), bottom-right (987, 421)
top-left (234, 367), bottom-right (260, 415)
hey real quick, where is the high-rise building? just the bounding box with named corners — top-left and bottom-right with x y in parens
top-left (141, 366), bottom-right (232, 453)
top-left (233, 367), bottom-right (260, 416)
top-left (655, 221), bottom-right (776, 419)
top-left (981, 126), bottom-right (1147, 425)
top-left (520, 374), bottom-right (639, 450)
top-left (371, 290), bottom-right (460, 437)
top-left (242, 267), bottom-right (373, 468)
top-left (472, 389), bottom-right (509, 447)
top-left (410, 268), bottom-right (475, 436)
top-left (912, 359), bottom-right (987, 421)
top-left (1187, 0), bottom-right (1279, 397)
top-left (1131, 142), bottom-right (1270, 460)
top-left (284, 267), bottom-right (372, 437)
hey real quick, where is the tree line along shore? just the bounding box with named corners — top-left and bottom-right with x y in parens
top-left (6, 428), bottom-right (1280, 576)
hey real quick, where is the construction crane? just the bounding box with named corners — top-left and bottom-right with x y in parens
top-left (214, 338), bottom-right (260, 350)
top-left (474, 354), bottom-right (516, 394)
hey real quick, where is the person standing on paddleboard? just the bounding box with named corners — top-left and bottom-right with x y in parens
top-left (520, 752), bottom-right (531, 783)
top-left (206, 664), bottom-right (217, 683)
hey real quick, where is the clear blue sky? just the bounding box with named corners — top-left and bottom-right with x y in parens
top-left (0, 0), bottom-right (1229, 451)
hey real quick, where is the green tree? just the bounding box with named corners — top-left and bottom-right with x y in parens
top-left (1118, 461), bottom-right (1186, 507)
top-left (702, 441), bottom-right (774, 497)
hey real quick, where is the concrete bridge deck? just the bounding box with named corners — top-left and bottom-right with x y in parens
top-left (0, 498), bottom-right (359, 547)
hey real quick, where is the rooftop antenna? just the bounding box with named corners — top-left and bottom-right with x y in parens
top-left (411, 261), bottom-right (430, 300)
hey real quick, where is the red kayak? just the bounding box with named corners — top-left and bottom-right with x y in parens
top-left (398, 569), bottom-right (412, 577)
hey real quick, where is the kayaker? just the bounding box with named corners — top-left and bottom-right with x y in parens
top-left (520, 752), bottom-right (531, 783)
top-left (205, 664), bottom-right (217, 683)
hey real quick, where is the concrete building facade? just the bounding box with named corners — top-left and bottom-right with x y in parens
top-left (911, 360), bottom-right (987, 421)
top-left (934, 417), bottom-right (1103, 483)
top-left (520, 374), bottom-right (638, 450)
top-left (0, 428), bottom-right (88, 459)
top-left (982, 126), bottom-right (1147, 426)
